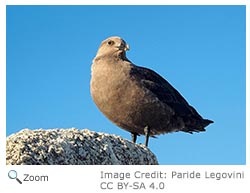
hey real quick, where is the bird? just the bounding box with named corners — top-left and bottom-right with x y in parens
top-left (90, 36), bottom-right (213, 147)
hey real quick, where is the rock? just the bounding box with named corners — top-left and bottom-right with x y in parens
top-left (6, 128), bottom-right (158, 165)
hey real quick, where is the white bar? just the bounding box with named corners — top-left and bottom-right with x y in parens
top-left (5, 0), bottom-right (250, 6)
top-left (1, 165), bottom-right (249, 193)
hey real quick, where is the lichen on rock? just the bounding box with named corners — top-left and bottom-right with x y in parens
top-left (6, 128), bottom-right (158, 165)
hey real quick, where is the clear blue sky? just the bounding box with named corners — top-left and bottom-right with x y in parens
top-left (6, 5), bottom-right (246, 165)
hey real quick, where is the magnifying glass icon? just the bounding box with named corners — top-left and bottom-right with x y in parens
top-left (8, 170), bottom-right (22, 184)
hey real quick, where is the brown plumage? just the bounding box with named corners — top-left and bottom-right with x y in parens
top-left (90, 36), bottom-right (213, 147)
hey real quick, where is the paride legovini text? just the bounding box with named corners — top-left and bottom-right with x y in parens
top-left (171, 171), bottom-right (245, 180)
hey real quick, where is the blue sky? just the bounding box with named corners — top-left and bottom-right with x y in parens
top-left (6, 5), bottom-right (246, 165)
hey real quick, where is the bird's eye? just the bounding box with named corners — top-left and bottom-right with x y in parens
top-left (107, 40), bottom-right (114, 46)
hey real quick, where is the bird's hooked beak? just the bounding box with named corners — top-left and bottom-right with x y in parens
top-left (124, 44), bottom-right (130, 51)
top-left (117, 43), bottom-right (130, 51)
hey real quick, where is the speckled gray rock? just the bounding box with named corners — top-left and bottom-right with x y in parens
top-left (6, 128), bottom-right (158, 165)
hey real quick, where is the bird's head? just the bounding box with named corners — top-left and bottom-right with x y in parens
top-left (94, 36), bottom-right (130, 60)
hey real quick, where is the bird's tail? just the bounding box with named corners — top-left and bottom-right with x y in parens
top-left (202, 119), bottom-right (214, 127)
top-left (183, 118), bottom-right (214, 134)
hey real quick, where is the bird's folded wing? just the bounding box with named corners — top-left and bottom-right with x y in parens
top-left (129, 65), bottom-right (202, 118)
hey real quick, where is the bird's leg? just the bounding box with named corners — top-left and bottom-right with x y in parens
top-left (131, 132), bottom-right (137, 143)
top-left (144, 126), bottom-right (150, 147)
